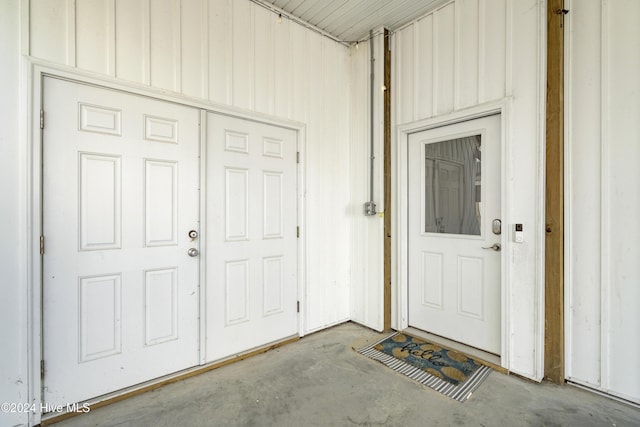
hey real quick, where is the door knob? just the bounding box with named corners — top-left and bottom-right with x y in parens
top-left (482, 243), bottom-right (501, 251)
top-left (187, 248), bottom-right (199, 257)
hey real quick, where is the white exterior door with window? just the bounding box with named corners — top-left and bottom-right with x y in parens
top-left (408, 115), bottom-right (502, 354)
top-left (205, 113), bottom-right (298, 362)
top-left (42, 77), bottom-right (201, 407)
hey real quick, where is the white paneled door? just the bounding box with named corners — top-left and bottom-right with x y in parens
top-left (408, 115), bottom-right (501, 354)
top-left (42, 77), bottom-right (200, 407)
top-left (206, 113), bottom-right (298, 362)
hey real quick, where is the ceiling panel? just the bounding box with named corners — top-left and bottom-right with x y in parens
top-left (257, 0), bottom-right (449, 43)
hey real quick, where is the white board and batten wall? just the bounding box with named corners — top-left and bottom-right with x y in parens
top-left (392, 0), bottom-right (546, 380)
top-left (1, 1), bottom-right (353, 425)
top-left (389, 0), bottom-right (640, 403)
top-left (565, 0), bottom-right (640, 404)
top-left (28, 0), bottom-right (352, 334)
top-left (349, 32), bottom-right (386, 332)
top-left (2, 1), bottom-right (639, 426)
top-left (0, 2), bottom-right (26, 427)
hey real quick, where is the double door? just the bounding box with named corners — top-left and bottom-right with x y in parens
top-left (42, 77), bottom-right (298, 407)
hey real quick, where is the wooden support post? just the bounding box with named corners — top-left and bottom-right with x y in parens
top-left (383, 28), bottom-right (392, 331)
top-left (544, 0), bottom-right (565, 384)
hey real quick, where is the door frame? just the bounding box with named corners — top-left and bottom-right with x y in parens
top-left (27, 62), bottom-right (307, 425)
top-left (393, 100), bottom-right (511, 368)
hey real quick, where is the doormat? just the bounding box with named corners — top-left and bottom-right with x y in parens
top-left (357, 333), bottom-right (492, 402)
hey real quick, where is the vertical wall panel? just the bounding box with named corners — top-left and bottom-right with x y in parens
top-left (567, 0), bottom-right (640, 403)
top-left (396, 24), bottom-right (415, 124)
top-left (566, 0), bottom-right (602, 388)
top-left (323, 39), bottom-right (338, 325)
top-left (290, 23), bottom-right (307, 123)
top-left (76, 0), bottom-right (114, 75)
top-left (503, 0), bottom-right (544, 378)
top-left (115, 0), bottom-right (149, 84)
top-left (1, 3), bottom-right (26, 423)
top-left (479, 0), bottom-right (506, 102)
top-left (30, 0), bottom-right (72, 65)
top-left (150, 0), bottom-right (180, 91)
top-left (254, 6), bottom-right (273, 115)
top-left (455, 0), bottom-right (479, 108)
top-left (415, 16), bottom-right (434, 119)
top-left (208, 0), bottom-right (231, 104)
top-left (349, 41), bottom-right (369, 327)
top-left (231, 0), bottom-right (254, 109)
top-left (305, 31), bottom-right (325, 329)
top-left (274, 18), bottom-right (291, 119)
top-left (434, 3), bottom-right (455, 114)
top-left (601, 0), bottom-right (640, 401)
top-left (181, 0), bottom-right (208, 98)
top-left (326, 40), bottom-right (351, 323)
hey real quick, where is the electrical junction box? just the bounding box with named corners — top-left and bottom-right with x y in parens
top-left (364, 201), bottom-right (377, 216)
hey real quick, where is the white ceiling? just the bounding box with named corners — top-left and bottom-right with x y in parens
top-left (254, 0), bottom-right (448, 43)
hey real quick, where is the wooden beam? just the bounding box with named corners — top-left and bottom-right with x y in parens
top-left (383, 28), bottom-right (392, 331)
top-left (544, 0), bottom-right (565, 384)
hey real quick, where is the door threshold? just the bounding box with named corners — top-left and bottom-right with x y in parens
top-left (403, 327), bottom-right (504, 372)
top-left (41, 334), bottom-right (299, 426)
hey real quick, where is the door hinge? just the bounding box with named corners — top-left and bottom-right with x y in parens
top-left (40, 235), bottom-right (45, 255)
top-left (40, 109), bottom-right (45, 129)
top-left (296, 226), bottom-right (299, 238)
top-left (41, 360), bottom-right (45, 379)
top-left (296, 152), bottom-right (300, 164)
top-left (297, 301), bottom-right (300, 313)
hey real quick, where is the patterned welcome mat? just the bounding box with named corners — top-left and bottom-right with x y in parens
top-left (357, 333), bottom-right (492, 402)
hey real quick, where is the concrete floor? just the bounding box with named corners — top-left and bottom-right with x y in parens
top-left (52, 322), bottom-right (640, 427)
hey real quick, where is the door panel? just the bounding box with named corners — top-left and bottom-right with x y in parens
top-left (42, 77), bottom-right (200, 407)
top-left (206, 113), bottom-right (298, 362)
top-left (408, 114), bottom-right (501, 354)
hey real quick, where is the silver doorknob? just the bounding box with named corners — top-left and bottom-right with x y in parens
top-left (482, 243), bottom-right (501, 251)
top-left (187, 248), bottom-right (199, 257)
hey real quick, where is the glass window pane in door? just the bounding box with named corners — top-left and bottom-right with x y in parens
top-left (424, 135), bottom-right (481, 235)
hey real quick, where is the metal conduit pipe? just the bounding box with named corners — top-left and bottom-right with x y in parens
top-left (364, 29), bottom-right (377, 216)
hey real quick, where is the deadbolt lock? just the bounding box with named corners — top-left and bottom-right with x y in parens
top-left (492, 219), bottom-right (502, 235)
top-left (188, 230), bottom-right (198, 239)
